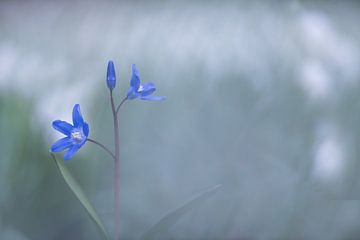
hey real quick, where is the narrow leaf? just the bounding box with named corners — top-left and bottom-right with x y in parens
top-left (51, 154), bottom-right (109, 240)
top-left (141, 184), bottom-right (222, 240)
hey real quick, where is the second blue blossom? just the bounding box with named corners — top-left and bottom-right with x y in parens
top-left (127, 64), bottom-right (165, 101)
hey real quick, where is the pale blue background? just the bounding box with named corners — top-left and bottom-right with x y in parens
top-left (1, 1), bottom-right (360, 239)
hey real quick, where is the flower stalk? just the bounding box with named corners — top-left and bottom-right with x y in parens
top-left (110, 90), bottom-right (121, 240)
top-left (87, 138), bottom-right (115, 160)
top-left (116, 97), bottom-right (127, 115)
top-left (50, 61), bottom-right (165, 240)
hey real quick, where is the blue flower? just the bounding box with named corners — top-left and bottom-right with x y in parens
top-left (127, 64), bottom-right (165, 101)
top-left (107, 60), bottom-right (116, 90)
top-left (50, 104), bottom-right (89, 160)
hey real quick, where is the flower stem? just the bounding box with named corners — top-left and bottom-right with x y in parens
top-left (87, 138), bottom-right (115, 160)
top-left (116, 97), bottom-right (127, 115)
top-left (110, 90), bottom-right (120, 240)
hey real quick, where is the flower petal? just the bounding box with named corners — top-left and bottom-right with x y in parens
top-left (64, 144), bottom-right (81, 160)
top-left (72, 104), bottom-right (84, 127)
top-left (127, 86), bottom-right (141, 100)
top-left (52, 120), bottom-right (73, 136)
top-left (130, 64), bottom-right (140, 91)
top-left (140, 95), bottom-right (166, 101)
top-left (51, 137), bottom-right (73, 152)
top-left (139, 82), bottom-right (156, 96)
top-left (83, 122), bottom-right (89, 137)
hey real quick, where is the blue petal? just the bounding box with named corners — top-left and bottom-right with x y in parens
top-left (140, 95), bottom-right (166, 101)
top-left (72, 104), bottom-right (84, 127)
top-left (52, 120), bottom-right (73, 136)
top-left (127, 87), bottom-right (140, 100)
top-left (139, 82), bottom-right (156, 97)
top-left (51, 137), bottom-right (73, 152)
top-left (83, 122), bottom-right (89, 137)
top-left (106, 60), bottom-right (116, 90)
top-left (64, 144), bottom-right (81, 160)
top-left (130, 64), bottom-right (140, 91)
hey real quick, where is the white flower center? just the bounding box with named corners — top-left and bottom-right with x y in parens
top-left (71, 131), bottom-right (83, 141)
top-left (138, 85), bottom-right (144, 92)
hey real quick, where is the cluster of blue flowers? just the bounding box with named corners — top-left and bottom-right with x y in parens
top-left (51, 61), bottom-right (164, 160)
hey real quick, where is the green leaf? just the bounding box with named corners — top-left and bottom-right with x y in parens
top-left (140, 184), bottom-right (222, 240)
top-left (51, 154), bottom-right (109, 240)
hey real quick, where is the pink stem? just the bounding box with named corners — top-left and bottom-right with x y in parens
top-left (110, 90), bottom-right (120, 240)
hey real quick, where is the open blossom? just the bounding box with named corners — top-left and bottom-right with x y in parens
top-left (127, 64), bottom-right (165, 101)
top-left (50, 104), bottom-right (89, 160)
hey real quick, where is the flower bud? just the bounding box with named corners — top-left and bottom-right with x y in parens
top-left (106, 60), bottom-right (116, 90)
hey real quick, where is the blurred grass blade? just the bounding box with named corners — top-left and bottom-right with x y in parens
top-left (141, 184), bottom-right (222, 240)
top-left (51, 154), bottom-right (109, 240)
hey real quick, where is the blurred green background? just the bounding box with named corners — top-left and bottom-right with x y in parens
top-left (1, 0), bottom-right (360, 239)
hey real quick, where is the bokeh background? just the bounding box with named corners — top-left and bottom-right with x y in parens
top-left (1, 0), bottom-right (360, 239)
